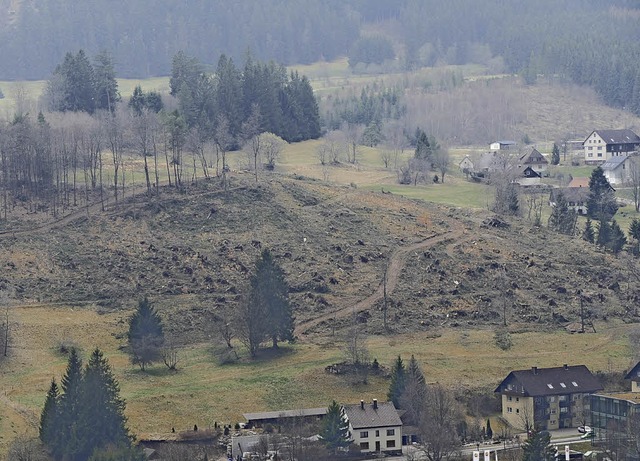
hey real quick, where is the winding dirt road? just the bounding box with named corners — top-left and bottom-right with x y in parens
top-left (294, 228), bottom-right (465, 337)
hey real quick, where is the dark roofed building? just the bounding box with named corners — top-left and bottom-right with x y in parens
top-left (549, 187), bottom-right (590, 215)
top-left (519, 148), bottom-right (549, 173)
top-left (243, 407), bottom-right (327, 428)
top-left (583, 129), bottom-right (640, 164)
top-left (342, 399), bottom-right (402, 455)
top-left (495, 365), bottom-right (603, 431)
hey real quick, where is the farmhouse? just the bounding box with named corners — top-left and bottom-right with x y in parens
top-left (342, 399), bottom-right (402, 455)
top-left (495, 365), bottom-right (603, 431)
top-left (583, 129), bottom-right (640, 164)
top-left (459, 155), bottom-right (474, 173)
top-left (549, 187), bottom-right (589, 215)
top-left (518, 148), bottom-right (549, 174)
top-left (490, 140), bottom-right (517, 151)
top-left (601, 155), bottom-right (631, 185)
top-left (590, 361), bottom-right (640, 453)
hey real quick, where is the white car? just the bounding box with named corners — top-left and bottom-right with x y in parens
top-left (578, 425), bottom-right (592, 434)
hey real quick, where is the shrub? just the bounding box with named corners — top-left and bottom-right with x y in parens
top-left (493, 329), bottom-right (512, 350)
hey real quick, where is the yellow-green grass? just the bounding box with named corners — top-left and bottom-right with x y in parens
top-left (1, 304), bottom-right (634, 455)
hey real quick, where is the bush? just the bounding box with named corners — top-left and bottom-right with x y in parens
top-left (493, 329), bottom-right (513, 350)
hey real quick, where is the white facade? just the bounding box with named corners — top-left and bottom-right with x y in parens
top-left (349, 423), bottom-right (402, 453)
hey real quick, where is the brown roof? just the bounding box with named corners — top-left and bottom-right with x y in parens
top-left (519, 148), bottom-right (549, 166)
top-left (343, 401), bottom-right (402, 429)
top-left (495, 365), bottom-right (603, 397)
top-left (567, 177), bottom-right (590, 188)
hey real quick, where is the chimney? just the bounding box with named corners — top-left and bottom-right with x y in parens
top-left (373, 399), bottom-right (378, 409)
top-left (532, 366), bottom-right (538, 375)
top-left (360, 400), bottom-right (364, 410)
top-left (563, 364), bottom-right (569, 370)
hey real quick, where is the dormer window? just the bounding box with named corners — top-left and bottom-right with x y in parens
top-left (572, 382), bottom-right (578, 387)
top-left (560, 383), bottom-right (566, 388)
top-left (547, 384), bottom-right (554, 389)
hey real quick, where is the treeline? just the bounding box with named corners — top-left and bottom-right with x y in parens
top-left (0, 51), bottom-right (319, 222)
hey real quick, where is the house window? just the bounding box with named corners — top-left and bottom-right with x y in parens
top-left (547, 384), bottom-right (554, 389)
top-left (507, 407), bottom-right (513, 413)
top-left (549, 397), bottom-right (555, 402)
top-left (588, 153), bottom-right (593, 158)
top-left (516, 398), bottom-right (519, 402)
top-left (598, 153), bottom-right (602, 157)
top-left (550, 420), bottom-right (556, 425)
top-left (559, 396), bottom-right (566, 401)
top-left (360, 431), bottom-right (368, 439)
top-left (516, 409), bottom-right (520, 414)
top-left (375, 430), bottom-right (379, 437)
top-left (560, 407), bottom-right (568, 413)
top-left (560, 383), bottom-right (566, 388)
top-left (551, 409), bottom-right (557, 414)
top-left (360, 442), bottom-right (369, 450)
top-left (572, 382), bottom-right (578, 387)
top-left (597, 146), bottom-right (602, 150)
top-left (387, 440), bottom-right (396, 448)
top-left (508, 396), bottom-right (513, 402)
top-left (387, 429), bottom-right (395, 436)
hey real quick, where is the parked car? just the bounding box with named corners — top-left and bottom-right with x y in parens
top-left (578, 426), bottom-right (592, 434)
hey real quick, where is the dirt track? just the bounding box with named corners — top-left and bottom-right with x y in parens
top-left (294, 227), bottom-right (465, 337)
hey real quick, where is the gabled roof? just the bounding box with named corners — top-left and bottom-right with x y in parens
top-left (550, 187), bottom-right (589, 204)
top-left (601, 155), bottom-right (628, 171)
top-left (624, 361), bottom-right (640, 381)
top-left (495, 365), bottom-right (603, 397)
top-left (568, 177), bottom-right (590, 188)
top-left (519, 148), bottom-right (549, 165)
top-left (343, 401), bottom-right (402, 429)
top-left (243, 407), bottom-right (327, 422)
top-left (585, 129), bottom-right (640, 145)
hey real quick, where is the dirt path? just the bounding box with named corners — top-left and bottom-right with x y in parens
top-left (294, 227), bottom-right (466, 337)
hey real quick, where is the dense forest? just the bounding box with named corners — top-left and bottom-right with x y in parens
top-left (2, 0), bottom-right (640, 116)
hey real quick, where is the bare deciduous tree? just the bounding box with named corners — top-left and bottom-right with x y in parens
top-left (261, 132), bottom-right (287, 170)
top-left (6, 436), bottom-right (47, 461)
top-left (432, 148), bottom-right (451, 183)
top-left (417, 385), bottom-right (463, 461)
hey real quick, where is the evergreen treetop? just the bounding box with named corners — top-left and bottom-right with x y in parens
top-left (522, 430), bottom-right (555, 461)
top-left (387, 355), bottom-right (406, 408)
top-left (587, 167), bottom-right (618, 221)
top-left (319, 400), bottom-right (350, 453)
top-left (39, 378), bottom-right (60, 447)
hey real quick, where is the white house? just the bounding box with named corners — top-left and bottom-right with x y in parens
top-left (601, 155), bottom-right (630, 185)
top-left (583, 129), bottom-right (640, 164)
top-left (490, 140), bottom-right (517, 151)
top-left (342, 399), bottom-right (402, 455)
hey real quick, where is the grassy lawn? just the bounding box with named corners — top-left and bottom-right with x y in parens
top-left (0, 305), bottom-right (634, 451)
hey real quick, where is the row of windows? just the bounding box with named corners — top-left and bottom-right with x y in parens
top-left (506, 407), bottom-right (520, 414)
top-left (359, 429), bottom-right (395, 438)
top-left (586, 146), bottom-right (603, 150)
top-left (506, 396), bottom-right (520, 402)
top-left (360, 440), bottom-right (396, 449)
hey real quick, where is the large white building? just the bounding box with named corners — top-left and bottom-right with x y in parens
top-left (342, 399), bottom-right (402, 455)
top-left (583, 129), bottom-right (640, 164)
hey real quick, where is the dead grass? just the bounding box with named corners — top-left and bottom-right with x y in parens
top-left (0, 304), bottom-right (634, 455)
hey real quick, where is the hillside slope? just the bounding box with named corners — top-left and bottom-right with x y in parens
top-left (1, 172), bottom-right (638, 339)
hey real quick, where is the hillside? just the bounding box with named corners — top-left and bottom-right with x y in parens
top-left (2, 172), bottom-right (638, 338)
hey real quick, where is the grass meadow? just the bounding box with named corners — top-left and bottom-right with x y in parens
top-left (0, 304), bottom-right (634, 452)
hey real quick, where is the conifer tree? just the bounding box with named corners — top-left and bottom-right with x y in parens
top-left (387, 355), bottom-right (406, 408)
top-left (583, 218), bottom-right (595, 243)
top-left (608, 220), bottom-right (627, 254)
top-left (551, 143), bottom-right (560, 165)
top-left (630, 218), bottom-right (640, 254)
top-left (76, 348), bottom-right (131, 460)
top-left (486, 419), bottom-right (493, 439)
top-left (39, 378), bottom-right (60, 447)
top-left (587, 167), bottom-right (618, 221)
top-left (596, 219), bottom-right (612, 248)
top-left (400, 355), bottom-right (428, 425)
top-left (319, 400), bottom-right (350, 454)
top-left (548, 191), bottom-right (576, 235)
top-left (522, 429), bottom-right (555, 461)
top-left (55, 348), bottom-right (83, 460)
top-left (127, 296), bottom-right (164, 370)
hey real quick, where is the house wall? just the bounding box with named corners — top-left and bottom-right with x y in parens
top-left (501, 394), bottom-right (534, 430)
top-left (632, 380), bottom-right (640, 393)
top-left (584, 132), bottom-right (607, 163)
top-left (349, 423), bottom-right (402, 453)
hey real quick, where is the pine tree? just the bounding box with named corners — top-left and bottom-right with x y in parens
top-left (387, 355), bottom-right (406, 408)
top-left (93, 50), bottom-right (120, 113)
top-left (486, 419), bottom-right (493, 440)
top-left (596, 219), bottom-right (612, 248)
top-left (127, 296), bottom-right (164, 371)
top-left (608, 220), bottom-right (627, 254)
top-left (77, 348), bottom-right (131, 460)
top-left (39, 378), bottom-right (59, 447)
top-left (551, 143), bottom-right (560, 165)
top-left (583, 218), bottom-right (595, 243)
top-left (522, 430), bottom-right (555, 461)
top-left (400, 355), bottom-right (428, 425)
top-left (587, 167), bottom-right (618, 221)
top-left (55, 348), bottom-right (84, 460)
top-left (548, 191), bottom-right (576, 235)
top-left (250, 249), bottom-right (294, 349)
top-left (319, 400), bottom-right (350, 454)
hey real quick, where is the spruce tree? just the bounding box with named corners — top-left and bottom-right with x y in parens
top-left (587, 167), bottom-right (618, 221)
top-left (387, 355), bottom-right (406, 408)
top-left (77, 348), bottom-right (131, 460)
top-left (608, 220), bottom-right (627, 254)
top-left (127, 296), bottom-right (164, 370)
top-left (249, 249), bottom-right (294, 350)
top-left (596, 219), bottom-right (612, 248)
top-left (55, 348), bottom-right (83, 460)
top-left (583, 218), bottom-right (595, 243)
top-left (486, 419), bottom-right (493, 439)
top-left (549, 191), bottom-right (576, 235)
top-left (551, 143), bottom-right (560, 165)
top-left (319, 400), bottom-right (350, 454)
top-left (400, 355), bottom-right (428, 425)
top-left (522, 430), bottom-right (555, 461)
top-left (39, 378), bottom-right (60, 447)
top-left (630, 218), bottom-right (640, 254)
